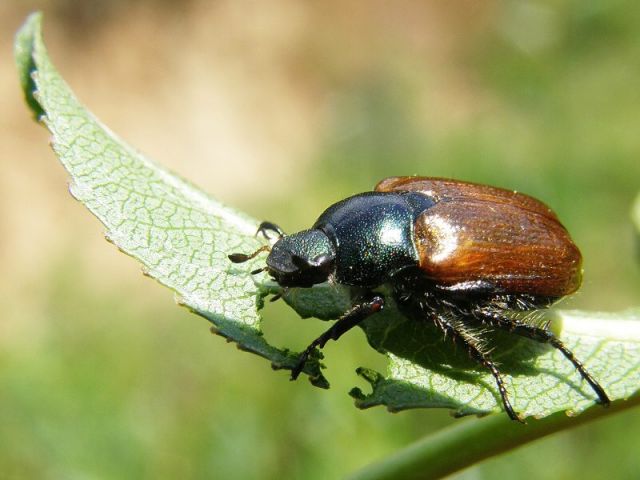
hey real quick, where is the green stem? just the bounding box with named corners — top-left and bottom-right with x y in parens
top-left (632, 193), bottom-right (640, 233)
top-left (349, 398), bottom-right (640, 480)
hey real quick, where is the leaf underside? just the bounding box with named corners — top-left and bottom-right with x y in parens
top-left (15, 13), bottom-right (640, 420)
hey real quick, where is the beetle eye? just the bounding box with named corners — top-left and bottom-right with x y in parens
top-left (291, 254), bottom-right (312, 270)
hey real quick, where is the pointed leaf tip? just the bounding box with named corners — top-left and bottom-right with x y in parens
top-left (15, 12), bottom-right (45, 120)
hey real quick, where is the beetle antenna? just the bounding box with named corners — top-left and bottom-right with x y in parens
top-left (228, 245), bottom-right (270, 264)
top-left (250, 267), bottom-right (267, 275)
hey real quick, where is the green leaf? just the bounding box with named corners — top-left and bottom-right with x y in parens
top-left (15, 13), bottom-right (640, 421)
top-left (350, 308), bottom-right (640, 418)
top-left (14, 12), bottom-right (327, 387)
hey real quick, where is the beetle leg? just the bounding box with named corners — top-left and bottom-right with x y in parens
top-left (434, 314), bottom-right (525, 423)
top-left (256, 221), bottom-right (285, 240)
top-left (290, 295), bottom-right (385, 381)
top-left (474, 309), bottom-right (611, 407)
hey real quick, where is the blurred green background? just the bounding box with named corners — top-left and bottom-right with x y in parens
top-left (2, 1), bottom-right (639, 478)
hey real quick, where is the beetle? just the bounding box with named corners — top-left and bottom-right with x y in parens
top-left (229, 176), bottom-right (610, 422)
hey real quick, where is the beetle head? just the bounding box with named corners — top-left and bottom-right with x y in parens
top-left (266, 229), bottom-right (336, 287)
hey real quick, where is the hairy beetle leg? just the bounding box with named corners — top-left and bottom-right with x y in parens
top-left (475, 309), bottom-right (611, 407)
top-left (433, 313), bottom-right (525, 423)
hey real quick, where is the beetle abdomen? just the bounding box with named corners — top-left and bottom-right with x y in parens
top-left (375, 176), bottom-right (582, 297)
top-left (376, 176), bottom-right (559, 222)
top-left (413, 199), bottom-right (582, 297)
